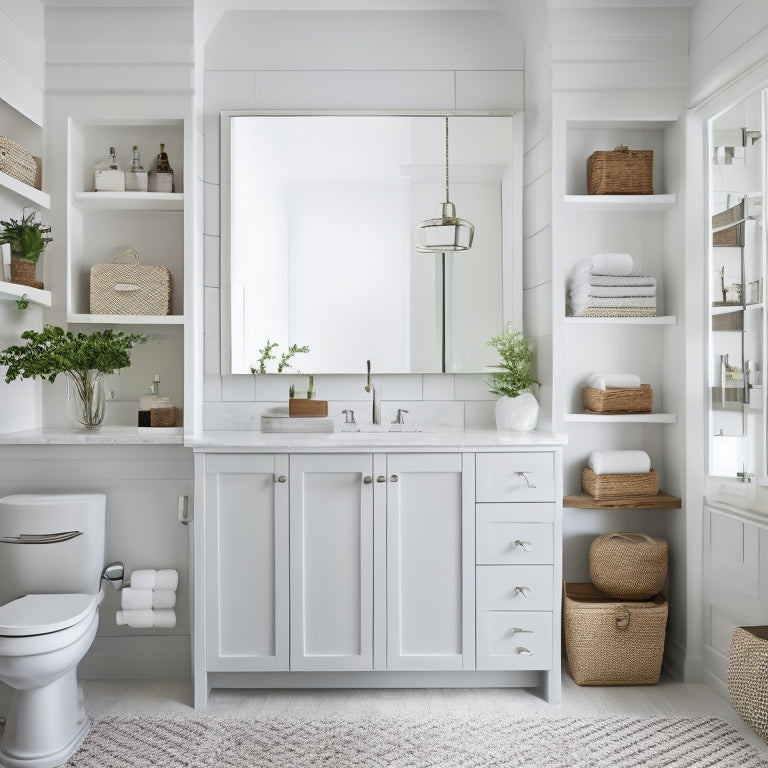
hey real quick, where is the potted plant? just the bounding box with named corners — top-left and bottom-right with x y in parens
top-left (0, 325), bottom-right (147, 430)
top-left (485, 323), bottom-right (540, 431)
top-left (0, 211), bottom-right (52, 288)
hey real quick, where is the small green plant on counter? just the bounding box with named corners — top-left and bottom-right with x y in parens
top-left (485, 323), bottom-right (539, 398)
top-left (251, 340), bottom-right (310, 374)
top-left (306, 374), bottom-right (314, 399)
top-left (0, 325), bottom-right (147, 383)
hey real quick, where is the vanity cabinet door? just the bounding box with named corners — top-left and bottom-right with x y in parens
top-left (290, 453), bottom-right (375, 671)
top-left (386, 453), bottom-right (474, 671)
top-left (205, 453), bottom-right (289, 672)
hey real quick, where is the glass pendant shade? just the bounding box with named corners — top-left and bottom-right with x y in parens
top-left (415, 117), bottom-right (475, 253)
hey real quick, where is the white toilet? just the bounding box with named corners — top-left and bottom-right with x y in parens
top-left (0, 494), bottom-right (107, 768)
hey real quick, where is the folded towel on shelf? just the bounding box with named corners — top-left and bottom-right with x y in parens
top-left (587, 373), bottom-right (642, 390)
top-left (587, 286), bottom-right (657, 298)
top-left (590, 274), bottom-right (656, 288)
top-left (570, 294), bottom-right (656, 317)
top-left (588, 449), bottom-right (652, 475)
top-left (591, 253), bottom-right (634, 276)
top-left (120, 588), bottom-right (176, 610)
top-left (129, 568), bottom-right (179, 592)
top-left (115, 608), bottom-right (177, 629)
top-left (581, 307), bottom-right (657, 318)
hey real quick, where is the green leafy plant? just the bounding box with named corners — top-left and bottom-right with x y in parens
top-left (485, 324), bottom-right (539, 399)
top-left (278, 343), bottom-right (310, 373)
top-left (251, 340), bottom-right (309, 374)
top-left (15, 294), bottom-right (30, 311)
top-left (0, 211), bottom-right (53, 264)
top-left (0, 325), bottom-right (147, 384)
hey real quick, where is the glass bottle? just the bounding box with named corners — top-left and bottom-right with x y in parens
top-left (129, 146), bottom-right (143, 173)
top-left (156, 143), bottom-right (172, 173)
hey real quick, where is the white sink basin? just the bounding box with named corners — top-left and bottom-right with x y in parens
top-left (339, 424), bottom-right (422, 433)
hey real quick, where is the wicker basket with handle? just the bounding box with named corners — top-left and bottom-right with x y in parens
top-left (587, 145), bottom-right (653, 195)
top-left (90, 248), bottom-right (171, 315)
top-left (589, 532), bottom-right (668, 599)
top-left (728, 626), bottom-right (768, 742)
top-left (582, 384), bottom-right (653, 414)
top-left (581, 466), bottom-right (659, 499)
top-left (564, 582), bottom-right (667, 686)
top-left (0, 136), bottom-right (38, 188)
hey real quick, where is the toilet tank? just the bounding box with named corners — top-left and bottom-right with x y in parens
top-left (0, 494), bottom-right (106, 605)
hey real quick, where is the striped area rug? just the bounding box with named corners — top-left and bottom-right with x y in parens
top-left (63, 713), bottom-right (767, 767)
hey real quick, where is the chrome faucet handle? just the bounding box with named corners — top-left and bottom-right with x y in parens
top-left (365, 359), bottom-right (372, 393)
top-left (342, 409), bottom-right (356, 424)
top-left (392, 408), bottom-right (409, 425)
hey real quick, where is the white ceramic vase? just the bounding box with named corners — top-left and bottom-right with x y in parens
top-left (495, 392), bottom-right (539, 432)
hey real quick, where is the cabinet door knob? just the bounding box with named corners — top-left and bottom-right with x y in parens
top-left (513, 539), bottom-right (532, 552)
top-left (363, 476), bottom-right (373, 484)
top-left (390, 474), bottom-right (399, 482)
top-left (515, 647), bottom-right (533, 656)
top-left (376, 475), bottom-right (387, 483)
top-left (275, 475), bottom-right (287, 483)
top-left (515, 586), bottom-right (532, 598)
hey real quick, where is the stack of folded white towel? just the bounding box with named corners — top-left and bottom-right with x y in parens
top-left (569, 254), bottom-right (657, 318)
top-left (588, 450), bottom-right (651, 475)
top-left (116, 569), bottom-right (178, 628)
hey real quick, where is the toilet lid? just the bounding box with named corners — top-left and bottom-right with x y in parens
top-left (0, 593), bottom-right (100, 636)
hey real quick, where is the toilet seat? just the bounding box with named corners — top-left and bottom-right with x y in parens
top-left (0, 593), bottom-right (102, 637)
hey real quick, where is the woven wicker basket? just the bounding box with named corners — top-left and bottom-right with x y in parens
top-left (728, 626), bottom-right (768, 742)
top-left (9, 259), bottom-right (40, 289)
top-left (90, 262), bottom-right (171, 315)
top-left (581, 467), bottom-right (659, 499)
top-left (0, 135), bottom-right (37, 188)
top-left (589, 533), bottom-right (668, 599)
top-left (564, 582), bottom-right (667, 686)
top-left (582, 384), bottom-right (653, 414)
top-left (587, 146), bottom-right (653, 195)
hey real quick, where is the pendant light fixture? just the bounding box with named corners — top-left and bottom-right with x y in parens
top-left (415, 116), bottom-right (474, 253)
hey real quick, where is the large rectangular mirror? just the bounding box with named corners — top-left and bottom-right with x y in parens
top-left (221, 112), bottom-right (522, 375)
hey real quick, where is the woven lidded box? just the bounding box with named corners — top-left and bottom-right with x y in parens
top-left (0, 135), bottom-right (38, 188)
top-left (589, 532), bottom-right (668, 599)
top-left (728, 626), bottom-right (768, 742)
top-left (581, 467), bottom-right (659, 500)
top-left (89, 249), bottom-right (171, 315)
top-left (564, 582), bottom-right (667, 686)
top-left (582, 384), bottom-right (653, 414)
top-left (587, 145), bottom-right (653, 195)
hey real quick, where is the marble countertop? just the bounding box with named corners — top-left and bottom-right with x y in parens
top-left (0, 427), bottom-right (185, 445)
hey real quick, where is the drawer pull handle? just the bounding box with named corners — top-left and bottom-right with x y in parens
top-left (515, 647), bottom-right (533, 656)
top-left (515, 586), bottom-right (532, 598)
top-left (508, 627), bottom-right (534, 635)
top-left (513, 539), bottom-right (532, 552)
top-left (515, 472), bottom-right (536, 488)
top-left (364, 476), bottom-right (373, 484)
top-left (376, 475), bottom-right (387, 483)
top-left (275, 475), bottom-right (287, 483)
top-left (390, 474), bottom-right (399, 483)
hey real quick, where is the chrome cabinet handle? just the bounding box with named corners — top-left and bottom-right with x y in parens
top-left (376, 475), bottom-right (386, 483)
top-left (364, 476), bottom-right (373, 484)
top-left (515, 647), bottom-right (533, 656)
top-left (0, 531), bottom-right (82, 544)
top-left (275, 475), bottom-right (287, 483)
top-left (508, 627), bottom-right (534, 635)
top-left (515, 471), bottom-right (536, 488)
top-left (513, 539), bottom-right (532, 552)
top-left (390, 474), bottom-right (399, 483)
top-left (515, 586), bottom-right (532, 598)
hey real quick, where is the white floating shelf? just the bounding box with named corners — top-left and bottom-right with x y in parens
top-left (0, 280), bottom-right (51, 308)
top-left (67, 313), bottom-right (184, 325)
top-left (565, 315), bottom-right (677, 325)
top-left (73, 192), bottom-right (183, 212)
top-left (564, 194), bottom-right (676, 212)
top-left (565, 412), bottom-right (677, 424)
top-left (0, 170), bottom-right (50, 210)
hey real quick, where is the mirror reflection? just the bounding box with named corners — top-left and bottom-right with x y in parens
top-left (223, 113), bottom-right (521, 374)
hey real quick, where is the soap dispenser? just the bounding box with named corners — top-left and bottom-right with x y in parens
top-left (138, 374), bottom-right (161, 427)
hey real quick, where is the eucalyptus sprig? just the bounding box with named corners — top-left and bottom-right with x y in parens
top-left (251, 340), bottom-right (310, 374)
top-left (0, 325), bottom-right (147, 384)
top-left (485, 324), bottom-right (539, 399)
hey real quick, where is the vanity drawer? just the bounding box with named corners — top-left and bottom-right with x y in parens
top-left (476, 520), bottom-right (553, 565)
top-left (476, 453), bottom-right (554, 503)
top-left (476, 565), bottom-right (554, 611)
top-left (476, 611), bottom-right (553, 670)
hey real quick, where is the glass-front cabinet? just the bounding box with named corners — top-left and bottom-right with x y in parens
top-left (708, 89), bottom-right (767, 494)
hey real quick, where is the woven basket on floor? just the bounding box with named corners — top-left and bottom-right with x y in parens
top-left (564, 582), bottom-right (667, 686)
top-left (587, 146), bottom-right (653, 195)
top-left (728, 626), bottom-right (768, 743)
top-left (582, 384), bottom-right (653, 414)
top-left (589, 532), bottom-right (668, 599)
top-left (581, 467), bottom-right (659, 499)
top-left (0, 135), bottom-right (37, 188)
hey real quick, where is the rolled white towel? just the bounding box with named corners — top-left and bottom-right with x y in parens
top-left (155, 569), bottom-right (178, 591)
top-left (116, 608), bottom-right (177, 629)
top-left (152, 590), bottom-right (176, 609)
top-left (121, 587), bottom-right (152, 610)
top-left (588, 450), bottom-right (651, 475)
top-left (129, 569), bottom-right (156, 590)
top-left (592, 253), bottom-right (634, 276)
top-left (587, 373), bottom-right (642, 390)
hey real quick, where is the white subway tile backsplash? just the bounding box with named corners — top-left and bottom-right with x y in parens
top-left (464, 400), bottom-right (497, 429)
top-left (312, 374), bottom-right (370, 402)
top-left (204, 374), bottom-right (222, 402)
top-left (454, 374), bottom-right (494, 401)
top-left (381, 401), bottom-right (464, 429)
top-left (221, 374), bottom-right (256, 402)
top-left (253, 374), bottom-right (305, 401)
top-left (422, 374), bottom-right (455, 401)
top-left (379, 375), bottom-right (422, 401)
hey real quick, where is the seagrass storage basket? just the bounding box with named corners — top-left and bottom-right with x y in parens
top-left (582, 384), bottom-right (653, 414)
top-left (0, 136), bottom-right (38, 188)
top-left (581, 467), bottom-right (659, 499)
top-left (728, 626), bottom-right (768, 742)
top-left (564, 582), bottom-right (667, 686)
top-left (587, 146), bottom-right (653, 195)
top-left (90, 262), bottom-right (171, 315)
top-left (589, 533), bottom-right (668, 599)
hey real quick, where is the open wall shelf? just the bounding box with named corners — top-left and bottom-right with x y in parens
top-left (563, 491), bottom-right (682, 510)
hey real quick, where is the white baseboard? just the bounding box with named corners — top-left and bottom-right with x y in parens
top-left (80, 635), bottom-right (191, 680)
